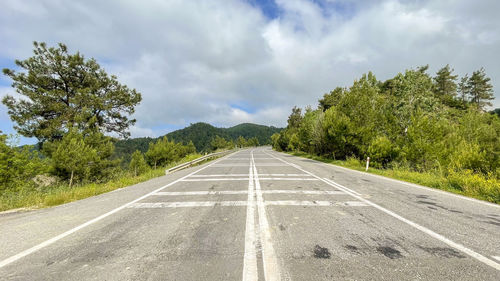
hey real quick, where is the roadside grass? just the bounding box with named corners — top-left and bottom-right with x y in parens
top-left (287, 151), bottom-right (500, 204)
top-left (0, 154), bottom-right (203, 212)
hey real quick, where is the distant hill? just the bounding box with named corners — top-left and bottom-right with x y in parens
top-left (166, 122), bottom-right (282, 151)
top-left (113, 122), bottom-right (282, 163)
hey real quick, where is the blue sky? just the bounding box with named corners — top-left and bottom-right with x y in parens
top-left (1, 0), bottom-right (499, 145)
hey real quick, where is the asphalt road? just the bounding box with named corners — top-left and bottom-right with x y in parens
top-left (0, 147), bottom-right (499, 280)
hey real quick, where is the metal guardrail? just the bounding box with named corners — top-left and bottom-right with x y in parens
top-left (165, 149), bottom-right (235, 174)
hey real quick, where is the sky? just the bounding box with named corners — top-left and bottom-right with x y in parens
top-left (1, 0), bottom-right (499, 144)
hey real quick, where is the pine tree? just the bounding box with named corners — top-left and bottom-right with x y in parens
top-left (458, 75), bottom-right (470, 103)
top-left (2, 42), bottom-right (142, 142)
top-left (236, 136), bottom-right (247, 148)
top-left (129, 150), bottom-right (148, 176)
top-left (50, 130), bottom-right (97, 187)
top-left (468, 68), bottom-right (494, 110)
top-left (433, 65), bottom-right (458, 100)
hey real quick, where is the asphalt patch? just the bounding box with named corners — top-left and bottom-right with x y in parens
top-left (313, 245), bottom-right (331, 259)
top-left (377, 246), bottom-right (403, 259)
top-left (418, 246), bottom-right (466, 258)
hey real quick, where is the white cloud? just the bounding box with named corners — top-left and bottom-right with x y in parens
top-left (0, 0), bottom-right (499, 142)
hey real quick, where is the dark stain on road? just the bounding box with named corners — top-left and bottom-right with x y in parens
top-left (313, 245), bottom-right (331, 259)
top-left (344, 245), bottom-right (360, 253)
top-left (377, 246), bottom-right (403, 259)
top-left (278, 223), bottom-right (286, 231)
top-left (484, 220), bottom-right (500, 226)
top-left (418, 246), bottom-right (466, 258)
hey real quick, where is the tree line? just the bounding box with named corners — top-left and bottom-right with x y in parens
top-left (0, 42), bottom-right (267, 193)
top-left (272, 65), bottom-right (499, 186)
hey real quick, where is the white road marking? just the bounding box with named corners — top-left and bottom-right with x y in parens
top-left (0, 152), bottom-right (237, 269)
top-left (323, 178), bottom-right (362, 196)
top-left (189, 173), bottom-right (311, 177)
top-left (261, 190), bottom-right (345, 195)
top-left (265, 200), bottom-right (369, 206)
top-left (153, 190), bottom-right (347, 196)
top-left (189, 174), bottom-right (249, 177)
top-left (128, 200), bottom-right (369, 208)
top-left (264, 151), bottom-right (500, 271)
top-left (181, 178), bottom-right (249, 181)
top-left (181, 177), bottom-right (318, 182)
top-left (252, 152), bottom-right (282, 281)
top-left (211, 164), bottom-right (250, 167)
top-left (211, 163), bottom-right (290, 167)
top-left (153, 191), bottom-right (248, 196)
top-left (128, 201), bottom-right (248, 208)
top-left (242, 155), bottom-right (258, 281)
top-left (258, 173), bottom-right (311, 177)
top-left (258, 177), bottom-right (319, 181)
top-left (492, 256), bottom-right (500, 262)
top-left (290, 151), bottom-right (500, 209)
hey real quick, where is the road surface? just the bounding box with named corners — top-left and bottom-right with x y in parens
top-left (0, 147), bottom-right (499, 280)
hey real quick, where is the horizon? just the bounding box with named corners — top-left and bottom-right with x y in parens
top-left (1, 0), bottom-right (499, 145)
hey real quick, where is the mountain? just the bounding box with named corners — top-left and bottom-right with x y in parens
top-left (166, 122), bottom-right (282, 151)
top-left (113, 122), bottom-right (283, 163)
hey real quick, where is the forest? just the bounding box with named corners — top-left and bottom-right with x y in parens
top-left (272, 65), bottom-right (500, 203)
top-left (113, 122), bottom-right (281, 164)
top-left (0, 42), bottom-right (271, 211)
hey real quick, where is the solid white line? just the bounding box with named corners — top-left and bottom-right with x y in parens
top-left (493, 256), bottom-right (500, 262)
top-left (211, 163), bottom-right (290, 167)
top-left (212, 164), bottom-right (250, 167)
top-left (181, 177), bottom-right (318, 181)
top-left (258, 178), bottom-right (319, 181)
top-left (265, 200), bottom-right (369, 207)
top-left (252, 152), bottom-right (282, 280)
top-left (242, 154), bottom-right (258, 281)
top-left (280, 151), bottom-right (500, 209)
top-left (188, 173), bottom-right (312, 177)
top-left (181, 178), bottom-right (249, 181)
top-left (264, 151), bottom-right (500, 271)
top-left (258, 173), bottom-right (311, 177)
top-left (261, 190), bottom-right (345, 195)
top-left (189, 174), bottom-right (249, 177)
top-left (0, 152), bottom-right (237, 269)
top-left (128, 201), bottom-right (248, 208)
top-left (153, 190), bottom-right (347, 196)
top-left (153, 191), bottom-right (248, 196)
top-left (323, 178), bottom-right (361, 196)
top-left (255, 164), bottom-right (291, 166)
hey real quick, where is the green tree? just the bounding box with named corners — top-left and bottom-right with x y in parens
top-left (129, 150), bottom-right (148, 176)
top-left (211, 135), bottom-right (229, 150)
top-left (186, 140), bottom-right (197, 154)
top-left (145, 137), bottom-right (165, 169)
top-left (50, 130), bottom-right (97, 187)
top-left (287, 106), bottom-right (303, 129)
top-left (236, 136), bottom-right (247, 148)
top-left (247, 137), bottom-right (260, 147)
top-left (318, 87), bottom-right (345, 112)
top-left (433, 65), bottom-right (458, 106)
top-left (468, 68), bottom-right (494, 110)
top-left (458, 74), bottom-right (471, 103)
top-left (2, 42), bottom-right (142, 142)
top-left (491, 108), bottom-right (500, 118)
top-left (0, 132), bottom-right (48, 191)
